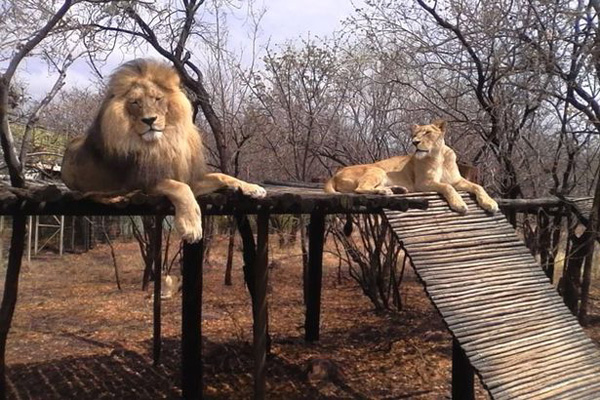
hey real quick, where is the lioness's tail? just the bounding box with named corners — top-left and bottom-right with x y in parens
top-left (324, 178), bottom-right (337, 193)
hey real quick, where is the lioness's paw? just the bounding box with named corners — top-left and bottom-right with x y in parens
top-left (241, 183), bottom-right (267, 199)
top-left (175, 202), bottom-right (203, 242)
top-left (450, 200), bottom-right (469, 214)
top-left (481, 198), bottom-right (499, 214)
top-left (376, 188), bottom-right (394, 196)
top-left (390, 186), bottom-right (409, 195)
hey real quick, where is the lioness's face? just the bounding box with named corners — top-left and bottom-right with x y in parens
top-left (125, 82), bottom-right (169, 143)
top-left (411, 120), bottom-right (446, 159)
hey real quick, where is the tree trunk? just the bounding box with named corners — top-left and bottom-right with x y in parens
top-left (0, 79), bottom-right (24, 188)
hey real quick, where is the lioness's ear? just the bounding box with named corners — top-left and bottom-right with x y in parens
top-left (432, 119), bottom-right (447, 132)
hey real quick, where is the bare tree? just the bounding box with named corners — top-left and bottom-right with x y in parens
top-left (0, 2), bottom-right (86, 397)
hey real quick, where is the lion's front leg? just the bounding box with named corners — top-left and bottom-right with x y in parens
top-left (153, 179), bottom-right (202, 242)
top-left (419, 181), bottom-right (468, 214)
top-left (192, 173), bottom-right (267, 198)
top-left (453, 179), bottom-right (499, 213)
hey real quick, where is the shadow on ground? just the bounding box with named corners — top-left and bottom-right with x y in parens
top-left (7, 320), bottom-right (441, 400)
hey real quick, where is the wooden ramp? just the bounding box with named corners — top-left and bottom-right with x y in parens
top-left (384, 193), bottom-right (600, 399)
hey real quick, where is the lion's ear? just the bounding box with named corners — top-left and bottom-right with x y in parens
top-left (432, 119), bottom-right (447, 132)
top-left (411, 124), bottom-right (419, 134)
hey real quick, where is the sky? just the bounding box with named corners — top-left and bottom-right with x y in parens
top-left (17, 0), bottom-right (361, 100)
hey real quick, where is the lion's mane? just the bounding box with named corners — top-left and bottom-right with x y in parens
top-left (82, 59), bottom-right (206, 190)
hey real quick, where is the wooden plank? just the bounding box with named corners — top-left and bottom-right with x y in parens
top-left (469, 330), bottom-right (590, 364)
top-left (431, 280), bottom-right (553, 303)
top-left (386, 213), bottom-right (506, 227)
top-left (391, 220), bottom-right (508, 235)
top-left (422, 267), bottom-right (547, 283)
top-left (453, 311), bottom-right (572, 338)
top-left (401, 230), bottom-right (518, 246)
top-left (443, 296), bottom-right (566, 325)
top-left (418, 253), bottom-right (532, 268)
top-left (457, 312), bottom-right (576, 341)
top-left (409, 247), bottom-right (533, 264)
top-left (493, 362), bottom-right (600, 399)
top-left (489, 350), bottom-right (600, 386)
top-left (483, 340), bottom-right (600, 375)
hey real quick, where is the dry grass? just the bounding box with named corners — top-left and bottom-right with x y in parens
top-left (6, 233), bottom-right (600, 399)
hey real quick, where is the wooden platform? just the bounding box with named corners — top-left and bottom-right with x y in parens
top-left (0, 181), bottom-right (428, 215)
top-left (384, 193), bottom-right (600, 399)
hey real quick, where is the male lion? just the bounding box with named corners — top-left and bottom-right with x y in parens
top-left (324, 120), bottom-right (499, 214)
top-left (61, 59), bottom-right (266, 242)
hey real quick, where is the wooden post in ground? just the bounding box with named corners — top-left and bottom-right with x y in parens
top-left (181, 239), bottom-right (203, 399)
top-left (305, 211), bottom-right (325, 342)
top-left (452, 338), bottom-right (474, 400)
top-left (34, 216), bottom-right (38, 255)
top-left (26, 216), bottom-right (32, 263)
top-left (253, 213), bottom-right (269, 400)
top-left (59, 215), bottom-right (64, 256)
top-left (0, 215), bottom-right (27, 400)
top-left (153, 215), bottom-right (163, 366)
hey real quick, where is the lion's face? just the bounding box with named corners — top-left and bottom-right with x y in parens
top-left (124, 82), bottom-right (169, 142)
top-left (98, 59), bottom-right (197, 157)
top-left (411, 120), bottom-right (446, 159)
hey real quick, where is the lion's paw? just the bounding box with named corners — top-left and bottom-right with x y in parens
top-left (450, 200), bottom-right (469, 214)
top-left (241, 183), bottom-right (267, 199)
top-left (481, 198), bottom-right (499, 214)
top-left (175, 202), bottom-right (203, 242)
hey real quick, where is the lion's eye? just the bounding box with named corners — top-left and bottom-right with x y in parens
top-left (155, 97), bottom-right (163, 102)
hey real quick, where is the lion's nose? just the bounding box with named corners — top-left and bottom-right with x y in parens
top-left (141, 116), bottom-right (157, 127)
top-left (412, 140), bottom-right (421, 146)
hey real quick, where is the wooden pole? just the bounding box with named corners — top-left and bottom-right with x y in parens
top-left (26, 216), bottom-right (31, 263)
top-left (452, 338), bottom-right (474, 400)
top-left (305, 211), bottom-right (325, 342)
top-left (181, 239), bottom-right (203, 399)
top-left (33, 216), bottom-right (38, 255)
top-left (253, 213), bottom-right (269, 400)
top-left (152, 215), bottom-right (163, 366)
top-left (59, 215), bottom-right (64, 256)
top-left (0, 215), bottom-right (27, 400)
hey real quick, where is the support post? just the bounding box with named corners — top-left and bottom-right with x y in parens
top-left (253, 213), bottom-right (269, 400)
top-left (0, 215), bottom-right (27, 400)
top-left (59, 215), bottom-right (64, 256)
top-left (26, 216), bottom-right (32, 263)
top-left (153, 216), bottom-right (163, 366)
top-left (34, 216), bottom-right (38, 255)
top-left (452, 338), bottom-right (474, 400)
top-left (305, 211), bottom-right (325, 342)
top-left (182, 239), bottom-right (203, 400)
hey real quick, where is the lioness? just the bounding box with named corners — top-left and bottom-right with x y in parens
top-left (61, 59), bottom-right (266, 242)
top-left (324, 120), bottom-right (499, 214)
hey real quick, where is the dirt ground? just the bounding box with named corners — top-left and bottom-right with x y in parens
top-left (3, 236), bottom-right (600, 400)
